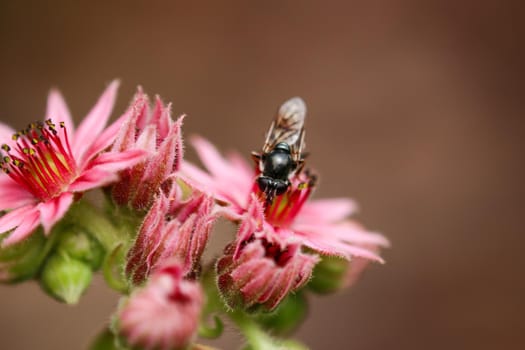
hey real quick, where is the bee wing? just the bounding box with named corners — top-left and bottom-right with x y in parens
top-left (262, 97), bottom-right (307, 161)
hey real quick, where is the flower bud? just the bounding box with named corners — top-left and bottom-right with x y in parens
top-left (126, 184), bottom-right (215, 285)
top-left (40, 252), bottom-right (93, 304)
top-left (117, 261), bottom-right (203, 350)
top-left (110, 90), bottom-right (184, 211)
top-left (0, 229), bottom-right (47, 282)
top-left (217, 200), bottom-right (319, 312)
top-left (57, 227), bottom-right (105, 270)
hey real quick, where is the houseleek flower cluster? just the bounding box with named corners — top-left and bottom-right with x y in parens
top-left (0, 81), bottom-right (389, 350)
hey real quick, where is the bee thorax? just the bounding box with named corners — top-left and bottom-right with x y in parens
top-left (262, 144), bottom-right (294, 180)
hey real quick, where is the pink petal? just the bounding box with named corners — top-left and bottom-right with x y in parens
top-left (226, 152), bottom-right (255, 183)
top-left (73, 80), bottom-right (119, 159)
top-left (0, 123), bottom-right (16, 149)
top-left (0, 123), bottom-right (15, 142)
top-left (135, 125), bottom-right (157, 153)
top-left (179, 162), bottom-right (216, 191)
top-left (197, 140), bottom-right (253, 207)
top-left (79, 109), bottom-right (132, 167)
top-left (151, 96), bottom-right (171, 140)
top-left (45, 89), bottom-right (74, 134)
top-left (191, 136), bottom-right (234, 178)
top-left (111, 93), bottom-right (145, 152)
top-left (0, 176), bottom-right (36, 211)
top-left (68, 168), bottom-right (119, 193)
top-left (287, 227), bottom-right (385, 263)
top-left (341, 245), bottom-right (385, 263)
top-left (2, 213), bottom-right (40, 246)
top-left (171, 116), bottom-right (185, 172)
top-left (240, 264), bottom-right (275, 301)
top-left (295, 198), bottom-right (358, 225)
top-left (345, 255), bottom-right (373, 288)
top-left (89, 149), bottom-right (147, 169)
top-left (292, 222), bottom-right (390, 247)
top-left (179, 162), bottom-right (234, 204)
top-left (38, 193), bottom-right (74, 234)
top-left (70, 149), bottom-right (146, 192)
top-left (134, 89), bottom-right (150, 130)
top-left (0, 205), bottom-right (40, 246)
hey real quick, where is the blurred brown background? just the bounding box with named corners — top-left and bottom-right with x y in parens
top-left (0, 1), bottom-right (523, 349)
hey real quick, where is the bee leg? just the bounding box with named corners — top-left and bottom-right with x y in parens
top-left (305, 169), bottom-right (318, 187)
top-left (251, 151), bottom-right (262, 167)
top-left (295, 159), bottom-right (305, 174)
top-left (265, 188), bottom-right (277, 207)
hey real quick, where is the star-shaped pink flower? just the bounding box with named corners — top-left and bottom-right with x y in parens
top-left (182, 136), bottom-right (389, 263)
top-left (0, 81), bottom-right (145, 245)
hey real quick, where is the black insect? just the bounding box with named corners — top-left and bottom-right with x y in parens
top-left (252, 97), bottom-right (307, 204)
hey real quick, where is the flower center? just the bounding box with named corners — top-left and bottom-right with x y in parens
top-left (0, 119), bottom-right (76, 201)
top-left (261, 237), bottom-right (294, 267)
top-left (253, 172), bottom-right (316, 227)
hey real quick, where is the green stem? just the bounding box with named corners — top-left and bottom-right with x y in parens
top-left (198, 266), bottom-right (226, 339)
top-left (229, 310), bottom-right (282, 350)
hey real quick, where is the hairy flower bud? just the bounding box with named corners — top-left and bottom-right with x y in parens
top-left (40, 252), bottom-right (93, 304)
top-left (110, 89), bottom-right (184, 211)
top-left (126, 182), bottom-right (216, 285)
top-left (117, 261), bottom-right (203, 350)
top-left (216, 199), bottom-right (318, 311)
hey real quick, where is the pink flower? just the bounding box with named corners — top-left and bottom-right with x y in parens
top-left (0, 81), bottom-right (145, 246)
top-left (111, 89), bottom-right (184, 210)
top-left (126, 181), bottom-right (216, 285)
top-left (217, 197), bottom-right (319, 311)
top-left (118, 261), bottom-right (203, 350)
top-left (181, 136), bottom-right (389, 263)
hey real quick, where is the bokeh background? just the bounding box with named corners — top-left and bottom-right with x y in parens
top-left (0, 1), bottom-right (523, 349)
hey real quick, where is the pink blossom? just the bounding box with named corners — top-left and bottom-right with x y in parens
top-left (181, 136), bottom-right (389, 263)
top-left (126, 181), bottom-right (216, 285)
top-left (0, 81), bottom-right (145, 246)
top-left (118, 261), bottom-right (203, 350)
top-left (217, 197), bottom-right (319, 311)
top-left (111, 89), bottom-right (184, 210)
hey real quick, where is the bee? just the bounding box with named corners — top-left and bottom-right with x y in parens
top-left (252, 97), bottom-right (307, 204)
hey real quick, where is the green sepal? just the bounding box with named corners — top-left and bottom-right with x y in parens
top-left (307, 255), bottom-right (349, 294)
top-left (89, 328), bottom-right (121, 350)
top-left (255, 292), bottom-right (308, 336)
top-left (198, 315), bottom-right (224, 339)
top-left (103, 243), bottom-right (129, 293)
